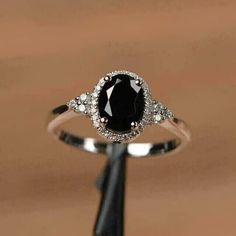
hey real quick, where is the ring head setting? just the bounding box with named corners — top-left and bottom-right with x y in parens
top-left (67, 70), bottom-right (174, 143)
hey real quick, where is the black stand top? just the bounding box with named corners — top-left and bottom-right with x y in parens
top-left (94, 143), bottom-right (128, 236)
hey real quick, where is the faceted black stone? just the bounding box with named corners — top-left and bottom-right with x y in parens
top-left (98, 73), bottom-right (145, 132)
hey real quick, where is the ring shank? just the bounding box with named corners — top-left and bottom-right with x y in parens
top-left (47, 105), bottom-right (190, 158)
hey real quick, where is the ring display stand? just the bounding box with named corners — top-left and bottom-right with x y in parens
top-left (48, 105), bottom-right (190, 235)
top-left (94, 143), bottom-right (128, 236)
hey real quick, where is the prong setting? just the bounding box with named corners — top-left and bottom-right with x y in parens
top-left (135, 79), bottom-right (143, 86)
top-left (104, 76), bottom-right (111, 82)
top-left (100, 117), bottom-right (108, 126)
top-left (131, 121), bottom-right (138, 130)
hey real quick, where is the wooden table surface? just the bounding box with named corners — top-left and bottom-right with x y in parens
top-left (0, 1), bottom-right (236, 235)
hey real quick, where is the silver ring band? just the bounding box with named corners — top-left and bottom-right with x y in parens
top-left (47, 71), bottom-right (191, 158)
top-left (47, 104), bottom-right (190, 158)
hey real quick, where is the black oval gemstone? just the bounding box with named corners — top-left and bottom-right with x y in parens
top-left (98, 73), bottom-right (145, 132)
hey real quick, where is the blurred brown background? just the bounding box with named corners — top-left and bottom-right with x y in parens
top-left (0, 1), bottom-right (236, 235)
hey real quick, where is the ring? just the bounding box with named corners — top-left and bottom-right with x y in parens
top-left (47, 70), bottom-right (191, 158)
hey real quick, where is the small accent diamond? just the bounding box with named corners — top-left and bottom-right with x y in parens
top-left (95, 85), bottom-right (101, 91)
top-left (68, 100), bottom-right (77, 108)
top-left (92, 100), bottom-right (97, 105)
top-left (80, 93), bottom-right (87, 101)
top-left (154, 114), bottom-right (162, 122)
top-left (77, 104), bottom-right (86, 112)
top-left (92, 92), bottom-right (98, 98)
top-left (93, 121), bottom-right (100, 128)
top-left (91, 107), bottom-right (97, 114)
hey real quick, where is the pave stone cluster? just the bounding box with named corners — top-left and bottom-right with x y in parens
top-left (67, 71), bottom-right (174, 143)
top-left (67, 93), bottom-right (91, 114)
top-left (152, 100), bottom-right (174, 124)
